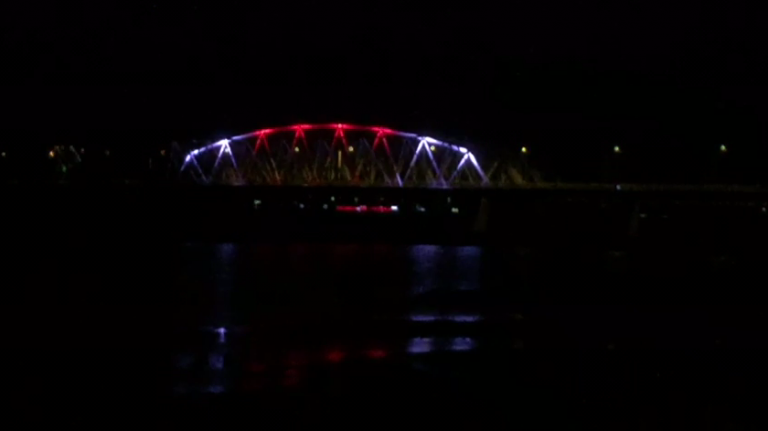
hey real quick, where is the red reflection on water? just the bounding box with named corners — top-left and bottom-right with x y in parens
top-left (367, 349), bottom-right (387, 359)
top-left (243, 378), bottom-right (264, 392)
top-left (249, 362), bottom-right (267, 373)
top-left (287, 352), bottom-right (308, 367)
top-left (326, 350), bottom-right (346, 363)
top-left (283, 369), bottom-right (301, 386)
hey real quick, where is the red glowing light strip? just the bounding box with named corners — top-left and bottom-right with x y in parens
top-left (335, 205), bottom-right (394, 213)
top-left (369, 206), bottom-right (394, 213)
top-left (254, 134), bottom-right (270, 154)
top-left (336, 205), bottom-right (362, 212)
top-left (380, 135), bottom-right (393, 157)
top-left (330, 126), bottom-right (350, 153)
top-left (238, 124), bottom-right (404, 140)
top-left (371, 132), bottom-right (393, 157)
top-left (291, 128), bottom-right (309, 151)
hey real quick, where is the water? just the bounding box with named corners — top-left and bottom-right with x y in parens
top-left (8, 242), bottom-right (768, 426)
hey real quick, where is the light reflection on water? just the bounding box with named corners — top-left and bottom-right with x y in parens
top-left (410, 313), bottom-right (483, 322)
top-left (408, 337), bottom-right (435, 354)
top-left (408, 245), bottom-right (483, 294)
top-left (450, 337), bottom-right (476, 351)
top-left (452, 246), bottom-right (482, 291)
top-left (407, 337), bottom-right (477, 354)
top-left (174, 243), bottom-right (487, 395)
top-left (408, 245), bottom-right (443, 295)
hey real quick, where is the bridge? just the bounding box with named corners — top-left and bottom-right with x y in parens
top-left (179, 124), bottom-right (503, 187)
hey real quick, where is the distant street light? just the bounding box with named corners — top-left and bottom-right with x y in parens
top-left (521, 147), bottom-right (528, 154)
top-left (49, 151), bottom-right (55, 158)
top-left (720, 144), bottom-right (727, 153)
top-left (613, 145), bottom-right (621, 154)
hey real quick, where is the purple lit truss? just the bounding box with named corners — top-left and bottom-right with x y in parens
top-left (179, 124), bottom-right (489, 187)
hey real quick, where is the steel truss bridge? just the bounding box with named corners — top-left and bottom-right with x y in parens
top-left (179, 124), bottom-right (523, 187)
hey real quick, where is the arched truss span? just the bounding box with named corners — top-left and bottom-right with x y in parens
top-left (180, 124), bottom-right (489, 187)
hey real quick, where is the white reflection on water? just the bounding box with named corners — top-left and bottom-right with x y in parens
top-left (450, 337), bottom-right (476, 351)
top-left (409, 313), bottom-right (482, 322)
top-left (207, 385), bottom-right (225, 394)
top-left (408, 337), bottom-right (435, 354)
top-left (209, 353), bottom-right (224, 370)
top-left (407, 337), bottom-right (477, 354)
top-left (176, 354), bottom-right (194, 369)
top-left (408, 245), bottom-right (442, 295)
top-left (410, 313), bottom-right (439, 321)
top-left (215, 327), bottom-right (227, 343)
top-left (408, 245), bottom-right (482, 294)
top-left (446, 314), bottom-right (481, 322)
top-left (452, 246), bottom-right (482, 291)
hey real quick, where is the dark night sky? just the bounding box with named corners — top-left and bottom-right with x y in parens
top-left (2, 2), bottom-right (766, 158)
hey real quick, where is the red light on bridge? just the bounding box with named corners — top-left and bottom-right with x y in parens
top-left (257, 128), bottom-right (273, 135)
top-left (373, 127), bottom-right (393, 134)
top-left (336, 205), bottom-right (395, 213)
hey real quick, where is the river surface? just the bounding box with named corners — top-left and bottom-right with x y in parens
top-left (7, 242), bottom-right (767, 427)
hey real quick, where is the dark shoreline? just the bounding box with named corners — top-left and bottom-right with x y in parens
top-left (4, 185), bottom-right (768, 253)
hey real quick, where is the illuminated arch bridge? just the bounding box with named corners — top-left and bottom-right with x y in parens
top-left (179, 124), bottom-right (491, 187)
